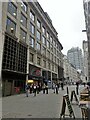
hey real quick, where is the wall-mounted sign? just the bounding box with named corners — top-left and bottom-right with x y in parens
top-left (29, 65), bottom-right (41, 76)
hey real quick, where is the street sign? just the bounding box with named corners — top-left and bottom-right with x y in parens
top-left (60, 94), bottom-right (75, 119)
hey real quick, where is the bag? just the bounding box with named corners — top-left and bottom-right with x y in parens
top-left (34, 86), bottom-right (36, 89)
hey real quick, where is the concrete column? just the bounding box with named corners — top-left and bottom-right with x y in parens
top-left (16, 2), bottom-right (21, 41)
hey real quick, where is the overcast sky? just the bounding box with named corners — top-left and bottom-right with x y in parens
top-left (38, 0), bottom-right (87, 55)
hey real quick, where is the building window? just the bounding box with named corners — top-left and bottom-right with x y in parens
top-left (37, 57), bottom-right (41, 65)
top-left (57, 59), bottom-right (59, 65)
top-left (46, 31), bottom-right (49, 39)
top-left (30, 36), bottom-right (35, 48)
top-left (20, 28), bottom-right (27, 42)
top-left (56, 43), bottom-right (57, 48)
top-left (30, 10), bottom-right (35, 22)
top-left (50, 44), bottom-right (53, 52)
top-left (55, 57), bottom-right (56, 63)
top-left (8, 2), bottom-right (17, 18)
top-left (52, 64), bottom-right (54, 71)
top-left (48, 62), bottom-right (50, 69)
top-left (37, 19), bottom-right (41, 29)
top-left (42, 36), bottom-right (46, 45)
top-left (51, 54), bottom-right (53, 61)
top-left (47, 50), bottom-right (50, 58)
top-left (21, 1), bottom-right (27, 12)
top-left (6, 18), bottom-right (16, 34)
top-left (50, 36), bottom-right (53, 43)
top-left (53, 40), bottom-right (56, 46)
top-left (42, 46), bottom-right (46, 55)
top-left (30, 53), bottom-right (34, 62)
top-left (30, 22), bottom-right (35, 35)
top-left (37, 42), bottom-right (41, 51)
top-left (43, 60), bottom-right (46, 68)
top-left (54, 48), bottom-right (56, 54)
top-left (20, 13), bottom-right (27, 28)
top-left (57, 51), bottom-right (59, 57)
top-left (55, 65), bottom-right (57, 72)
top-left (42, 26), bottom-right (46, 35)
top-left (37, 30), bottom-right (41, 40)
top-left (47, 41), bottom-right (50, 49)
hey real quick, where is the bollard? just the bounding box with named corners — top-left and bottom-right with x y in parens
top-left (66, 86), bottom-right (69, 94)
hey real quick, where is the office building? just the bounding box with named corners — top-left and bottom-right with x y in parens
top-left (83, 0), bottom-right (90, 81)
top-left (1, 1), bottom-right (63, 96)
top-left (83, 40), bottom-right (88, 81)
top-left (67, 47), bottom-right (84, 73)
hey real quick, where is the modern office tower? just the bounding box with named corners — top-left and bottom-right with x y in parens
top-left (83, 40), bottom-right (88, 81)
top-left (83, 0), bottom-right (90, 81)
top-left (67, 47), bottom-right (84, 73)
top-left (1, 1), bottom-right (63, 96)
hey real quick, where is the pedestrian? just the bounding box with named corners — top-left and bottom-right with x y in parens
top-left (33, 84), bottom-right (37, 96)
top-left (43, 83), bottom-right (46, 94)
top-left (37, 84), bottom-right (39, 94)
top-left (46, 85), bottom-right (48, 94)
top-left (30, 84), bottom-right (32, 94)
top-left (76, 82), bottom-right (79, 95)
top-left (57, 83), bottom-right (60, 90)
top-left (25, 84), bottom-right (29, 97)
top-left (56, 84), bottom-right (58, 94)
top-left (61, 82), bottom-right (64, 90)
top-left (53, 83), bottom-right (55, 93)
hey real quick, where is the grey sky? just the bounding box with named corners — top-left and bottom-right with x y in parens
top-left (38, 0), bottom-right (87, 55)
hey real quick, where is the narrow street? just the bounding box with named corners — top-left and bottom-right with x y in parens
top-left (2, 85), bottom-right (84, 118)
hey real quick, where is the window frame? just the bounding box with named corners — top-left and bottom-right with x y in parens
top-left (8, 2), bottom-right (17, 18)
top-left (30, 10), bottom-right (35, 22)
top-left (20, 12), bottom-right (27, 28)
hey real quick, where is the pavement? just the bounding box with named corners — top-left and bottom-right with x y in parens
top-left (1, 85), bottom-right (85, 119)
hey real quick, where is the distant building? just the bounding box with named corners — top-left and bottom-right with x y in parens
top-left (83, 40), bottom-right (88, 81)
top-left (67, 47), bottom-right (84, 73)
top-left (63, 55), bottom-right (79, 83)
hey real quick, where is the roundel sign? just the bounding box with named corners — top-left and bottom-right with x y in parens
top-left (36, 69), bottom-right (41, 76)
